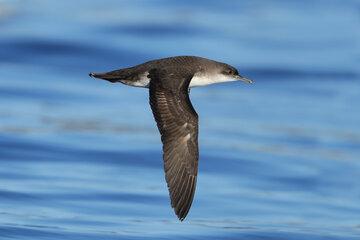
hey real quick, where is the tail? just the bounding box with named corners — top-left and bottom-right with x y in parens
top-left (89, 67), bottom-right (134, 83)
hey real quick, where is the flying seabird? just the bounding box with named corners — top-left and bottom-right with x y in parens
top-left (89, 56), bottom-right (252, 221)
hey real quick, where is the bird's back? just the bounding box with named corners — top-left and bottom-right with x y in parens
top-left (138, 56), bottom-right (218, 73)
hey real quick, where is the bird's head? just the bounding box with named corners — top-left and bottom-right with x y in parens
top-left (219, 64), bottom-right (253, 84)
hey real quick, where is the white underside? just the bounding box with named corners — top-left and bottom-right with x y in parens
top-left (131, 71), bottom-right (150, 87)
top-left (126, 72), bottom-right (235, 88)
top-left (189, 73), bottom-right (236, 87)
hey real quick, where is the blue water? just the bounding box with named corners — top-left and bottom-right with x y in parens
top-left (0, 0), bottom-right (360, 239)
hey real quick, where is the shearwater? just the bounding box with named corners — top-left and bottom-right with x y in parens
top-left (89, 56), bottom-right (253, 221)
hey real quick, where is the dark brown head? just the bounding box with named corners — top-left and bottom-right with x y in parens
top-left (217, 63), bottom-right (253, 84)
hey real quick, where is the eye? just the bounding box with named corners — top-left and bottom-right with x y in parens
top-left (222, 69), bottom-right (234, 75)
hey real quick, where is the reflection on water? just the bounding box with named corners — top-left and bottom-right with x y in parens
top-left (0, 0), bottom-right (359, 239)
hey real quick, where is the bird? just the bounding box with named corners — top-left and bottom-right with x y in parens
top-left (89, 56), bottom-right (252, 221)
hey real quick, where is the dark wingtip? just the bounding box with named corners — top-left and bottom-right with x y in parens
top-left (175, 205), bottom-right (190, 222)
top-left (89, 72), bottom-right (95, 78)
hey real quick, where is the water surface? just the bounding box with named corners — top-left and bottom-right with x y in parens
top-left (0, 0), bottom-right (359, 239)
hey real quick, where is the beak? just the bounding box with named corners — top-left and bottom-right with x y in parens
top-left (235, 75), bottom-right (253, 84)
top-left (89, 71), bottom-right (120, 83)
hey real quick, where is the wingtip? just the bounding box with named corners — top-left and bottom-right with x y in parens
top-left (174, 202), bottom-right (192, 222)
top-left (176, 212), bottom-right (187, 221)
top-left (172, 202), bottom-right (189, 221)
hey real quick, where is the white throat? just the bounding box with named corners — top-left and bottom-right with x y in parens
top-left (189, 72), bottom-right (236, 88)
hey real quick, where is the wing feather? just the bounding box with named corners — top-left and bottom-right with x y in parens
top-left (149, 69), bottom-right (198, 221)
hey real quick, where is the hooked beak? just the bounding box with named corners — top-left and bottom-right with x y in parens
top-left (89, 71), bottom-right (120, 83)
top-left (235, 75), bottom-right (253, 84)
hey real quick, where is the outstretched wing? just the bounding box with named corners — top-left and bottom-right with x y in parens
top-left (149, 69), bottom-right (199, 221)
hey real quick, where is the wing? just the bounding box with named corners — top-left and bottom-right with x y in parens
top-left (149, 69), bottom-right (199, 221)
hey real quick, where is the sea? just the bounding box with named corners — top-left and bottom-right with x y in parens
top-left (0, 0), bottom-right (359, 239)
